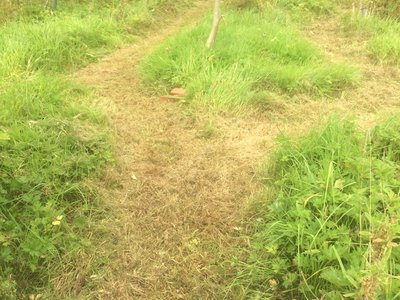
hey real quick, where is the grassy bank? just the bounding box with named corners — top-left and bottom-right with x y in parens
top-left (139, 8), bottom-right (359, 110)
top-left (0, 0), bottom-right (187, 24)
top-left (232, 117), bottom-right (400, 299)
top-left (0, 0), bottom-right (191, 298)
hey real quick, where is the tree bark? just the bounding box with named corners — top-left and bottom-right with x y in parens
top-left (206, 0), bottom-right (221, 49)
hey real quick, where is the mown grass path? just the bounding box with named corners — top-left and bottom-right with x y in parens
top-left (74, 4), bottom-right (400, 299)
top-left (75, 1), bottom-right (278, 298)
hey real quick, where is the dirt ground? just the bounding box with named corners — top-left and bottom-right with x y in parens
top-left (75, 3), bottom-right (400, 299)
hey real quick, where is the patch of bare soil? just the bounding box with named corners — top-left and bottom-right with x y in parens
top-left (73, 6), bottom-right (400, 299)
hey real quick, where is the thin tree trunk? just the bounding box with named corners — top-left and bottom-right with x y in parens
top-left (206, 0), bottom-right (221, 49)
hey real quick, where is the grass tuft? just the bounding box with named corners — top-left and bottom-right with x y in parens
top-left (342, 13), bottom-right (400, 65)
top-left (227, 0), bottom-right (338, 14)
top-left (232, 116), bottom-right (400, 298)
top-left (140, 9), bottom-right (359, 110)
top-left (273, 0), bottom-right (336, 14)
top-left (0, 74), bottom-right (112, 299)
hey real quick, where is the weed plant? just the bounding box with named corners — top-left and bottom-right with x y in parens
top-left (233, 117), bottom-right (400, 299)
top-left (140, 10), bottom-right (359, 109)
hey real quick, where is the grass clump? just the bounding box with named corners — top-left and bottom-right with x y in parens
top-left (140, 10), bottom-right (359, 109)
top-left (0, 75), bottom-right (111, 299)
top-left (227, 0), bottom-right (337, 14)
top-left (0, 0), bottom-right (190, 24)
top-left (233, 117), bottom-right (400, 299)
top-left (273, 0), bottom-right (336, 14)
top-left (0, 15), bottom-right (124, 76)
top-left (372, 0), bottom-right (400, 19)
top-left (369, 31), bottom-right (400, 65)
top-left (0, 0), bottom-right (193, 76)
top-left (342, 13), bottom-right (400, 65)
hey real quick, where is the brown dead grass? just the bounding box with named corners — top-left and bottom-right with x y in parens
top-left (282, 13), bottom-right (400, 127)
top-left (73, 4), bottom-right (400, 299)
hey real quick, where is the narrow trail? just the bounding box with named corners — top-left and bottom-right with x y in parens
top-left (74, 5), bottom-right (400, 299)
top-left (76, 2), bottom-right (277, 299)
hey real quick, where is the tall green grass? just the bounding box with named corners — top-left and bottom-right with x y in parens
top-left (0, 0), bottom-right (183, 24)
top-left (372, 0), bottom-right (400, 19)
top-left (227, 0), bottom-right (338, 14)
top-left (0, 0), bottom-right (186, 76)
top-left (0, 74), bottom-right (111, 298)
top-left (0, 0), bottom-right (192, 297)
top-left (140, 9), bottom-right (359, 110)
top-left (272, 0), bottom-right (336, 13)
top-left (0, 16), bottom-right (124, 76)
top-left (342, 13), bottom-right (400, 65)
top-left (232, 117), bottom-right (400, 299)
